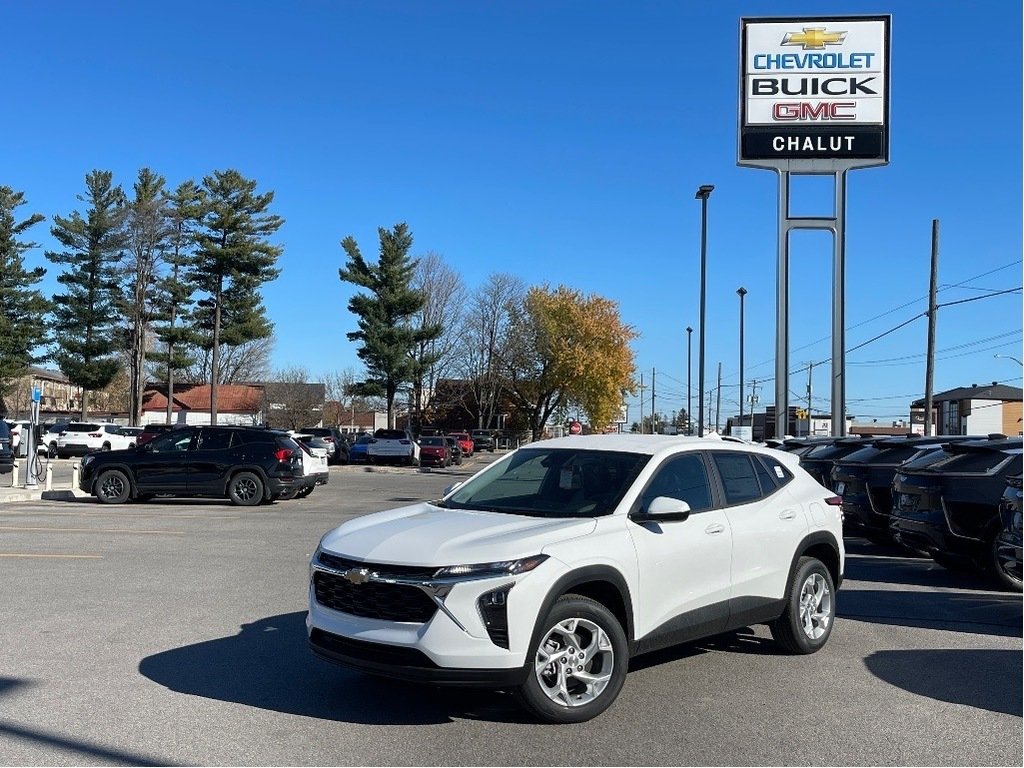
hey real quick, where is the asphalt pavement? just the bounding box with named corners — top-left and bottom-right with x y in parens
top-left (0, 454), bottom-right (1020, 766)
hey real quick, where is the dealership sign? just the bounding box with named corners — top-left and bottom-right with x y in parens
top-left (739, 15), bottom-right (890, 166)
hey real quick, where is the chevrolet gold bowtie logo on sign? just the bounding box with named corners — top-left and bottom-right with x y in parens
top-left (781, 27), bottom-right (847, 50)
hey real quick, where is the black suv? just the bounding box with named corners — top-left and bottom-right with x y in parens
top-left (832, 435), bottom-right (982, 543)
top-left (299, 427), bottom-right (349, 464)
top-left (890, 437), bottom-right (1023, 585)
top-left (995, 474), bottom-right (1022, 591)
top-left (471, 429), bottom-right (496, 452)
top-left (0, 420), bottom-right (13, 476)
top-left (78, 425), bottom-right (304, 506)
top-left (797, 436), bottom-right (871, 489)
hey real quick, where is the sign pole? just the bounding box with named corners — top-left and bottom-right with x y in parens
top-left (775, 170), bottom-right (790, 440)
top-left (832, 170), bottom-right (848, 436)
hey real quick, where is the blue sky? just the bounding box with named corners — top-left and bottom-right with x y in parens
top-left (6, 1), bottom-right (1022, 425)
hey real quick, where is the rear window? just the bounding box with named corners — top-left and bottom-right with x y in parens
top-left (923, 450), bottom-right (1018, 475)
top-left (374, 429), bottom-right (408, 440)
top-left (421, 437), bottom-right (444, 446)
top-left (355, 435), bottom-right (374, 445)
top-left (65, 423), bottom-right (100, 432)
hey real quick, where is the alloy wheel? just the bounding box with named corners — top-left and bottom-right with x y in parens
top-left (99, 473), bottom-right (126, 500)
top-left (533, 617), bottom-right (615, 708)
top-left (798, 572), bottom-right (832, 640)
top-left (234, 476), bottom-right (259, 502)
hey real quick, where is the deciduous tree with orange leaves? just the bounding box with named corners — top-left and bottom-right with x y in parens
top-left (504, 285), bottom-right (637, 440)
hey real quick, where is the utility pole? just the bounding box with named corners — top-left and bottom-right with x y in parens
top-left (639, 373), bottom-right (645, 434)
top-left (806, 362), bottom-right (814, 437)
top-left (651, 368), bottom-right (656, 434)
top-left (715, 362), bottom-right (722, 434)
top-left (749, 379), bottom-right (759, 437)
top-left (924, 219), bottom-right (939, 436)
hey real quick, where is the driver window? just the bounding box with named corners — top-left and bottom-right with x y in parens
top-left (149, 429), bottom-right (194, 453)
top-left (641, 454), bottom-right (712, 513)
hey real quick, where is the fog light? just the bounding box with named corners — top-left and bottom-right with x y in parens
top-left (478, 585), bottom-right (512, 649)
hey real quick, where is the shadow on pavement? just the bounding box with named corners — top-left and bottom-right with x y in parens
top-left (839, 589), bottom-right (1022, 638)
top-left (138, 612), bottom-right (528, 725)
top-left (845, 552), bottom-right (999, 591)
top-left (0, 677), bottom-right (172, 766)
top-left (864, 649), bottom-right (1023, 717)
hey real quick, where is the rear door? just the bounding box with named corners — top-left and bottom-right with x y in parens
top-left (187, 428), bottom-right (238, 493)
top-left (712, 451), bottom-right (808, 605)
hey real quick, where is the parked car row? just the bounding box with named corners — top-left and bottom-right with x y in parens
top-left (348, 428), bottom-right (503, 466)
top-left (776, 433), bottom-right (1022, 591)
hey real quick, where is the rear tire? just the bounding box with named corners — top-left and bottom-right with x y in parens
top-left (769, 557), bottom-right (836, 654)
top-left (515, 595), bottom-right (628, 724)
top-left (990, 533), bottom-right (1023, 592)
top-left (95, 469), bottom-right (131, 505)
top-left (227, 471), bottom-right (263, 506)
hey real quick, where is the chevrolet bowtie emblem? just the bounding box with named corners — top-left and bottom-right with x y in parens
top-left (343, 567), bottom-right (372, 584)
top-left (781, 27), bottom-right (847, 50)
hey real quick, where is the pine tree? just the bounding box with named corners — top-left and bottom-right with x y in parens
top-left (188, 170), bottom-right (282, 423)
top-left (339, 222), bottom-right (441, 428)
top-left (152, 180), bottom-right (203, 423)
top-left (119, 168), bottom-right (171, 424)
top-left (46, 171), bottom-right (125, 419)
top-left (0, 187), bottom-right (50, 401)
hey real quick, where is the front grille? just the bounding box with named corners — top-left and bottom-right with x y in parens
top-left (309, 628), bottom-right (438, 668)
top-left (318, 551), bottom-right (438, 580)
top-left (313, 571), bottom-right (437, 622)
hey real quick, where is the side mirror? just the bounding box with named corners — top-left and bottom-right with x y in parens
top-left (443, 481), bottom-right (463, 496)
top-left (631, 496), bottom-right (692, 523)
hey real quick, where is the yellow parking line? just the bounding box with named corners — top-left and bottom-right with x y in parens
top-left (0, 526), bottom-right (185, 535)
top-left (0, 553), bottom-right (103, 559)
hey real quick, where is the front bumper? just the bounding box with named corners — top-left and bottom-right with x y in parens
top-left (307, 552), bottom-right (567, 683)
top-left (308, 627), bottom-right (528, 687)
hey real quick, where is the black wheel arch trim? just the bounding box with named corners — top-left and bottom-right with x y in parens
top-left (529, 565), bottom-right (635, 651)
top-left (788, 530), bottom-right (844, 592)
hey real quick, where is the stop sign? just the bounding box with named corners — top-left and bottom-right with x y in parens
top-left (569, 421), bottom-right (582, 435)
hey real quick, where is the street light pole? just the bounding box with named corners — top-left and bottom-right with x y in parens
top-left (695, 184), bottom-right (714, 437)
top-left (686, 326), bottom-right (693, 436)
top-left (736, 287), bottom-right (747, 436)
top-left (994, 353), bottom-right (1024, 367)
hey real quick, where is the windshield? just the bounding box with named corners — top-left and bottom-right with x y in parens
top-left (443, 447), bottom-right (650, 518)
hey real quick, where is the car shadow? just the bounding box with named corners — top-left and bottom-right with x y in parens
top-left (838, 588), bottom-right (1022, 637)
top-left (864, 649), bottom-right (1022, 717)
top-left (138, 612), bottom-right (530, 725)
top-left (845, 553), bottom-right (999, 591)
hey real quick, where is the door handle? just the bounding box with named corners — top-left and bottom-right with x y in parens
top-left (779, 509), bottom-right (796, 520)
top-left (704, 523), bottom-right (725, 535)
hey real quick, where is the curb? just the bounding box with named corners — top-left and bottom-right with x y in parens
top-left (0, 488), bottom-right (89, 503)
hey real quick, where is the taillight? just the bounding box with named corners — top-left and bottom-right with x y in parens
top-left (824, 496), bottom-right (843, 506)
top-left (323, 437), bottom-right (334, 442)
top-left (275, 448), bottom-right (294, 462)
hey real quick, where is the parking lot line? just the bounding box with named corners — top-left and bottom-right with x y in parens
top-left (0, 525), bottom-right (185, 535)
top-left (0, 553), bottom-right (103, 559)
top-left (3, 511), bottom-right (240, 521)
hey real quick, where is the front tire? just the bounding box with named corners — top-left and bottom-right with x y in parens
top-left (227, 471), bottom-right (263, 506)
top-left (515, 595), bottom-right (628, 724)
top-left (95, 469), bottom-right (131, 505)
top-left (769, 557), bottom-right (836, 654)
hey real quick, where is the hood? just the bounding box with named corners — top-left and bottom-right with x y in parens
top-left (319, 502), bottom-right (597, 566)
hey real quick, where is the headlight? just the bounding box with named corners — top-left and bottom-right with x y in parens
top-left (432, 554), bottom-right (549, 580)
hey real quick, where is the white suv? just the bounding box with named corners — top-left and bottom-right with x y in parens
top-left (55, 422), bottom-right (134, 457)
top-left (307, 435), bottom-right (844, 723)
top-left (366, 428), bottom-right (420, 466)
